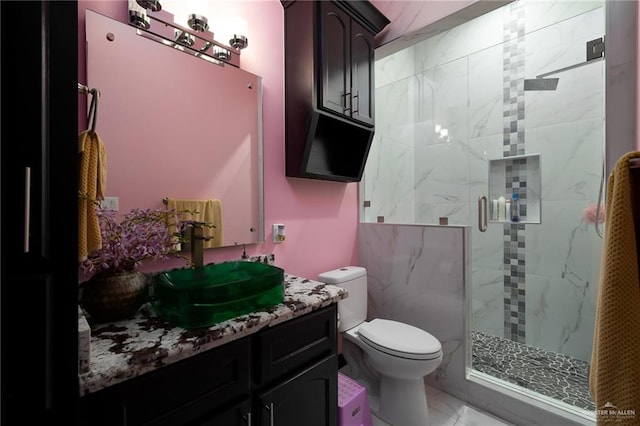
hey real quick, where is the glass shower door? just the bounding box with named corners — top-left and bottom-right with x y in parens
top-left (468, 1), bottom-right (605, 414)
top-left (364, 0), bottom-right (605, 418)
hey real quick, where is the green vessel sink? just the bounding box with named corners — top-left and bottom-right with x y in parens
top-left (153, 261), bottom-right (285, 329)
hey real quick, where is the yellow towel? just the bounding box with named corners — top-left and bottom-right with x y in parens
top-left (166, 198), bottom-right (223, 249)
top-left (78, 130), bottom-right (108, 262)
top-left (590, 150), bottom-right (640, 424)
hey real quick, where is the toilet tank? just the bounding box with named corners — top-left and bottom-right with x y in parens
top-left (318, 266), bottom-right (367, 332)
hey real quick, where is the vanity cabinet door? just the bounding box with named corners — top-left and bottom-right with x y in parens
top-left (254, 305), bottom-right (338, 426)
top-left (318, 1), bottom-right (375, 127)
top-left (319, 1), bottom-right (350, 119)
top-left (256, 356), bottom-right (338, 426)
top-left (349, 19), bottom-right (375, 126)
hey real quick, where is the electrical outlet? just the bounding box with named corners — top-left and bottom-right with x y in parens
top-left (100, 196), bottom-right (119, 211)
top-left (273, 224), bottom-right (285, 243)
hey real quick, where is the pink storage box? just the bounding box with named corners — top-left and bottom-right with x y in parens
top-left (338, 372), bottom-right (373, 426)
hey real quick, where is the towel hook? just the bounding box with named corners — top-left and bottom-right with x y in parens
top-left (87, 88), bottom-right (100, 133)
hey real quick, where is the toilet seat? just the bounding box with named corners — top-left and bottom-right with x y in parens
top-left (357, 319), bottom-right (442, 360)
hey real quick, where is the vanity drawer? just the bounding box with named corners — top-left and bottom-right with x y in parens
top-left (255, 304), bottom-right (337, 386)
top-left (79, 337), bottom-right (251, 426)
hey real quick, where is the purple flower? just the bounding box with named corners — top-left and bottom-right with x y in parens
top-left (79, 208), bottom-right (188, 276)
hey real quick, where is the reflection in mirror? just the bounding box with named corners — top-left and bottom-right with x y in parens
top-left (85, 9), bottom-right (264, 248)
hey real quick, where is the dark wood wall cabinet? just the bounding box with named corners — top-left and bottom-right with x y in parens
top-left (79, 304), bottom-right (338, 426)
top-left (282, 0), bottom-right (389, 182)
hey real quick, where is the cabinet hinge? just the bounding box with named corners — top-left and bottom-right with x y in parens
top-left (586, 37), bottom-right (605, 61)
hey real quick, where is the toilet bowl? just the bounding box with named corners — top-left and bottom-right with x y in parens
top-left (318, 266), bottom-right (443, 426)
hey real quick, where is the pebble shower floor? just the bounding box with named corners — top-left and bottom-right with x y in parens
top-left (471, 331), bottom-right (595, 411)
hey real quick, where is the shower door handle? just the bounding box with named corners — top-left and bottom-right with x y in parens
top-left (478, 195), bottom-right (488, 232)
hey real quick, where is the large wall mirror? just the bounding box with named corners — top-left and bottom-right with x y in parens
top-left (85, 9), bottom-right (264, 248)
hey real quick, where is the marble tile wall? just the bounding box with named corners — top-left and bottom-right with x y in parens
top-left (358, 223), bottom-right (468, 392)
top-left (365, 0), bottom-right (604, 362)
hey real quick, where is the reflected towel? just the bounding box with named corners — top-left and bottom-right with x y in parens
top-left (78, 130), bottom-right (107, 262)
top-left (590, 150), bottom-right (640, 424)
top-left (166, 198), bottom-right (223, 249)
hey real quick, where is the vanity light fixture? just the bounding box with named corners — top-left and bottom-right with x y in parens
top-left (187, 13), bottom-right (209, 32)
top-left (229, 34), bottom-right (248, 50)
top-left (136, 0), bottom-right (162, 12)
top-left (212, 46), bottom-right (231, 61)
top-left (174, 29), bottom-right (195, 47)
top-left (129, 9), bottom-right (151, 29)
top-left (226, 17), bottom-right (249, 50)
top-left (128, 4), bottom-right (245, 68)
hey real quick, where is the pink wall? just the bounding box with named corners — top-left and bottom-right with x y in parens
top-left (78, 1), bottom-right (358, 280)
top-left (79, 0), bottom-right (640, 284)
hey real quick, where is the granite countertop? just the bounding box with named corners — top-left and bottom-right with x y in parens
top-left (78, 273), bottom-right (347, 396)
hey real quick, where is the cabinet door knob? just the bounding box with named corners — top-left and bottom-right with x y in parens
top-left (243, 412), bottom-right (252, 426)
top-left (264, 402), bottom-right (275, 426)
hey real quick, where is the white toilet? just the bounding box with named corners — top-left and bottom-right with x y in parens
top-left (319, 266), bottom-right (442, 426)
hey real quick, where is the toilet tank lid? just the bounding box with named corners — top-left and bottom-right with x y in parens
top-left (318, 266), bottom-right (366, 284)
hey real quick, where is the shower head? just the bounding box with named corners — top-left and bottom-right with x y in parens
top-left (523, 39), bottom-right (604, 93)
top-left (524, 78), bottom-right (559, 91)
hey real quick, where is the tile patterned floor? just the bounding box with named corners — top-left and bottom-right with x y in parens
top-left (471, 331), bottom-right (595, 412)
top-left (371, 385), bottom-right (515, 426)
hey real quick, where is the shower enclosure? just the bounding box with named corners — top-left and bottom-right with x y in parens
top-left (362, 0), bottom-right (605, 419)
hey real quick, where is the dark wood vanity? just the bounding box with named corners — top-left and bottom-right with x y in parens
top-left (79, 305), bottom-right (338, 426)
top-left (78, 275), bottom-right (346, 426)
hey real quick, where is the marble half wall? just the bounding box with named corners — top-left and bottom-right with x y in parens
top-left (358, 222), bottom-right (468, 393)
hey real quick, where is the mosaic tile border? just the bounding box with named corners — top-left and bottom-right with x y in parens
top-left (503, 223), bottom-right (526, 343)
top-left (472, 331), bottom-right (595, 412)
top-left (502, 0), bottom-right (527, 342)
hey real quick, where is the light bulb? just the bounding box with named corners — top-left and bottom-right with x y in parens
top-left (186, 0), bottom-right (209, 31)
top-left (227, 16), bottom-right (248, 50)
